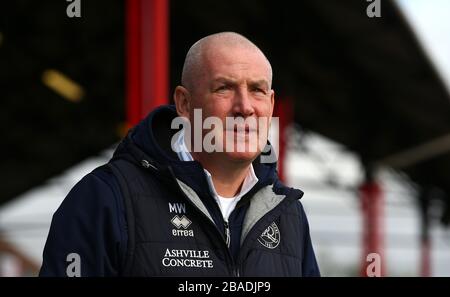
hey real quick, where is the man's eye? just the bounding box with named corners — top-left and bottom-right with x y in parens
top-left (253, 87), bottom-right (266, 94)
top-left (216, 85), bottom-right (230, 91)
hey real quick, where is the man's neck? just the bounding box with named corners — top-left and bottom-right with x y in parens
top-left (192, 153), bottom-right (251, 198)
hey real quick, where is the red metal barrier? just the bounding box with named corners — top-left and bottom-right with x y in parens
top-left (360, 181), bottom-right (385, 276)
top-left (273, 98), bottom-right (293, 182)
top-left (126, 0), bottom-right (169, 126)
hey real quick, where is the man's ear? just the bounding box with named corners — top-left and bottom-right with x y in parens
top-left (270, 89), bottom-right (275, 117)
top-left (173, 86), bottom-right (191, 118)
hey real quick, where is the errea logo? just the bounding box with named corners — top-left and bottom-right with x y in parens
top-left (171, 215), bottom-right (194, 237)
top-left (169, 202), bottom-right (194, 237)
top-left (171, 215), bottom-right (192, 229)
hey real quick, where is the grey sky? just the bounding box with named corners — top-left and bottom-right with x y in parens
top-left (396, 0), bottom-right (450, 94)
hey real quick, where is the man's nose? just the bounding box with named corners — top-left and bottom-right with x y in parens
top-left (233, 88), bottom-right (255, 117)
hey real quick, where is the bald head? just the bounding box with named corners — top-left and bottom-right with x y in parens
top-left (181, 32), bottom-right (273, 91)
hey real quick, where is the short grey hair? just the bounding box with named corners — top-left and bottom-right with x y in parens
top-left (181, 32), bottom-right (273, 91)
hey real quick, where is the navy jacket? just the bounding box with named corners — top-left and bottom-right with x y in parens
top-left (40, 105), bottom-right (320, 277)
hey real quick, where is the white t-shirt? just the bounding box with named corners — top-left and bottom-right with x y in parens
top-left (174, 130), bottom-right (258, 221)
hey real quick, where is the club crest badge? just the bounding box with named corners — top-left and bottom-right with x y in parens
top-left (257, 222), bottom-right (280, 249)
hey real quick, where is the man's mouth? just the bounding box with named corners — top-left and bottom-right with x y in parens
top-left (229, 126), bottom-right (257, 133)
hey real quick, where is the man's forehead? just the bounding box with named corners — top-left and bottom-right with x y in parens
top-left (205, 44), bottom-right (267, 63)
top-left (211, 76), bottom-right (270, 86)
top-left (204, 47), bottom-right (271, 74)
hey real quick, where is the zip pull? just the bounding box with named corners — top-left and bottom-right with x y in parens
top-left (141, 159), bottom-right (158, 171)
top-left (224, 220), bottom-right (231, 248)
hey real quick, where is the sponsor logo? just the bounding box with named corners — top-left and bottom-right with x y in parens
top-left (171, 215), bottom-right (192, 229)
top-left (257, 222), bottom-right (280, 249)
top-left (162, 248), bottom-right (213, 269)
top-left (172, 229), bottom-right (194, 237)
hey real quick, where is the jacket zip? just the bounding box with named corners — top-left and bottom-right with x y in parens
top-left (224, 220), bottom-right (231, 248)
top-left (225, 183), bottom-right (272, 276)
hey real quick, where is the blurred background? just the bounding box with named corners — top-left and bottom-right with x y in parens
top-left (0, 0), bottom-right (449, 276)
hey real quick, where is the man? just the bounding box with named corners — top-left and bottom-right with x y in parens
top-left (40, 32), bottom-right (320, 277)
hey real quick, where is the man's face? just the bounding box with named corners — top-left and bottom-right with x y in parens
top-left (188, 45), bottom-right (275, 163)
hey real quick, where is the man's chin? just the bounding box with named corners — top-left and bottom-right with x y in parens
top-left (223, 151), bottom-right (259, 163)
